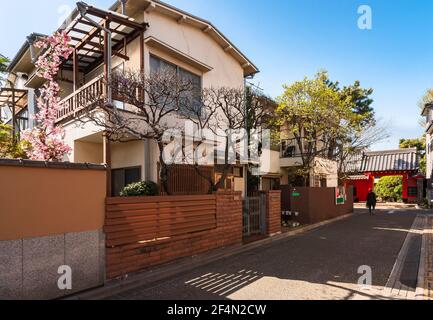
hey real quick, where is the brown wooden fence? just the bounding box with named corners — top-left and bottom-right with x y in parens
top-left (282, 186), bottom-right (354, 225)
top-left (159, 164), bottom-right (214, 195)
top-left (105, 192), bottom-right (242, 279)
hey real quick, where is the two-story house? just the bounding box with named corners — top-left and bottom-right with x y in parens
top-left (2, 0), bottom-right (259, 196)
top-left (1, 0), bottom-right (339, 195)
top-left (279, 129), bottom-right (338, 188)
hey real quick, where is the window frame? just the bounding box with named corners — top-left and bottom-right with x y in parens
top-left (16, 107), bottom-right (29, 133)
top-left (111, 166), bottom-right (142, 196)
top-left (149, 54), bottom-right (202, 116)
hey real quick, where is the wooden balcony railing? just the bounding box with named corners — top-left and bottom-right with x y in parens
top-left (56, 76), bottom-right (105, 123)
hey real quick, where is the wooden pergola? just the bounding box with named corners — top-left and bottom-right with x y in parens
top-left (59, 3), bottom-right (148, 91)
top-left (54, 3), bottom-right (149, 197)
top-left (0, 88), bottom-right (28, 141)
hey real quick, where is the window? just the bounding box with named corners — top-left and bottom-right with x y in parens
top-left (283, 146), bottom-right (296, 158)
top-left (407, 186), bottom-right (418, 197)
top-left (320, 177), bottom-right (327, 188)
top-left (233, 167), bottom-right (243, 178)
top-left (262, 178), bottom-right (280, 191)
top-left (281, 139), bottom-right (297, 158)
top-left (149, 55), bottom-right (202, 115)
top-left (314, 176), bottom-right (320, 188)
top-left (179, 67), bottom-right (201, 114)
top-left (16, 107), bottom-right (29, 133)
top-left (0, 105), bottom-right (12, 122)
top-left (150, 55), bottom-right (177, 75)
top-left (111, 167), bottom-right (141, 196)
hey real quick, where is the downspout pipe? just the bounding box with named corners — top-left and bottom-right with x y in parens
top-left (244, 75), bottom-right (249, 199)
top-left (120, 0), bottom-right (127, 15)
top-left (77, 2), bottom-right (113, 105)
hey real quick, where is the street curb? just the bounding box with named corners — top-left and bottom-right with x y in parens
top-left (416, 216), bottom-right (433, 300)
top-left (415, 222), bottom-right (427, 300)
top-left (65, 211), bottom-right (356, 300)
top-left (384, 215), bottom-right (425, 299)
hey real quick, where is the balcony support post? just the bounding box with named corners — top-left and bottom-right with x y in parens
top-left (73, 49), bottom-right (79, 91)
top-left (11, 89), bottom-right (16, 144)
top-left (103, 132), bottom-right (112, 197)
top-left (140, 30), bottom-right (144, 73)
top-left (139, 29), bottom-right (145, 101)
top-left (103, 20), bottom-right (112, 104)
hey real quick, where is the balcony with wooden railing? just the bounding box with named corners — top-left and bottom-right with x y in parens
top-left (56, 76), bottom-right (105, 123)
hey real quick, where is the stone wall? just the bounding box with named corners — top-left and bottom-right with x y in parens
top-left (0, 159), bottom-right (107, 300)
top-left (0, 231), bottom-right (105, 300)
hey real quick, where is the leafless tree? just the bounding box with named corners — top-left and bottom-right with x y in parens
top-left (336, 121), bottom-right (390, 181)
top-left (79, 69), bottom-right (257, 195)
top-left (81, 69), bottom-right (195, 194)
top-left (179, 86), bottom-right (270, 193)
top-left (82, 66), bottom-right (271, 195)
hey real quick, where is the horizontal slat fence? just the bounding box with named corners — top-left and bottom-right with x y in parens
top-left (105, 192), bottom-right (243, 279)
top-left (160, 165), bottom-right (214, 195)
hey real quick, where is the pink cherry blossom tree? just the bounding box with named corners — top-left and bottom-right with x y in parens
top-left (22, 31), bottom-right (73, 161)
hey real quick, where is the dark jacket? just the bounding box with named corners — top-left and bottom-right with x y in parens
top-left (366, 192), bottom-right (377, 206)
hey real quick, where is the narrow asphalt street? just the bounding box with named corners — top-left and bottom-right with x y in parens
top-left (107, 209), bottom-right (421, 300)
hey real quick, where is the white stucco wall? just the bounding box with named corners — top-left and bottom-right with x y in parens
top-left (62, 119), bottom-right (104, 163)
top-left (53, 3), bottom-right (250, 192)
top-left (143, 10), bottom-right (245, 89)
top-left (74, 141), bottom-right (103, 164)
top-left (111, 140), bottom-right (146, 180)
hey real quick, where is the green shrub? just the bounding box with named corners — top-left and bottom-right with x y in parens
top-left (375, 176), bottom-right (403, 202)
top-left (120, 181), bottom-right (159, 197)
top-left (0, 123), bottom-right (28, 159)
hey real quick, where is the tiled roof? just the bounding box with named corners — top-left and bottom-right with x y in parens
top-left (347, 175), bottom-right (370, 181)
top-left (344, 149), bottom-right (420, 173)
top-left (361, 149), bottom-right (419, 172)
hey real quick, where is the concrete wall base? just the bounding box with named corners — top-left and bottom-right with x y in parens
top-left (0, 229), bottom-right (105, 300)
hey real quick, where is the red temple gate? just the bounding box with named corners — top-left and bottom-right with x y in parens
top-left (344, 149), bottom-right (424, 203)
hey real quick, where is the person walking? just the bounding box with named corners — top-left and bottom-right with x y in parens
top-left (366, 188), bottom-right (377, 215)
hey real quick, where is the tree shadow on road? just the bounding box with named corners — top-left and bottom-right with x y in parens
top-left (111, 210), bottom-right (418, 300)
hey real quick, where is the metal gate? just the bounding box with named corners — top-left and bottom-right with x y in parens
top-left (243, 193), bottom-right (267, 237)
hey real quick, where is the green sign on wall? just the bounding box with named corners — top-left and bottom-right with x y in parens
top-left (336, 197), bottom-right (345, 204)
top-left (292, 192), bottom-right (301, 197)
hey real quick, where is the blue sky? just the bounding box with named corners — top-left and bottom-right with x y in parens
top-left (1, 0), bottom-right (430, 150)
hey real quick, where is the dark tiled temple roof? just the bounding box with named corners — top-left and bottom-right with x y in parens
top-left (346, 148), bottom-right (419, 173)
top-left (361, 149), bottom-right (419, 172)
